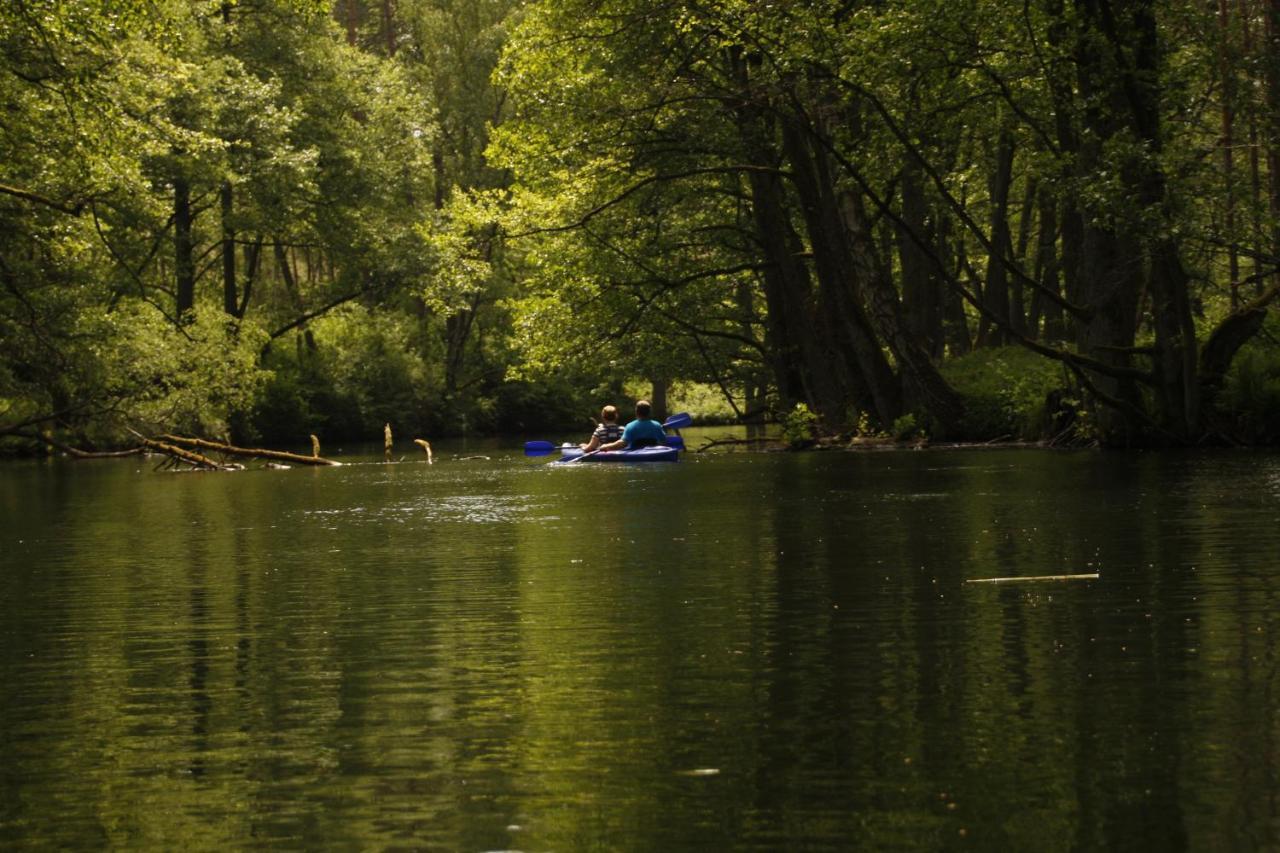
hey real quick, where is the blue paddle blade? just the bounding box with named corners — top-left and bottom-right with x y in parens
top-left (663, 412), bottom-right (692, 429)
top-left (664, 435), bottom-right (685, 450)
top-left (524, 440), bottom-right (557, 456)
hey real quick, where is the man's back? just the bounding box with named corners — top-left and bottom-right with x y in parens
top-left (622, 418), bottom-right (666, 448)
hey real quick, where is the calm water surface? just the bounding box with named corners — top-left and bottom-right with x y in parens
top-left (1, 441), bottom-right (1279, 850)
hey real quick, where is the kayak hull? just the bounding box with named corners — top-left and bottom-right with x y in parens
top-left (557, 445), bottom-right (680, 463)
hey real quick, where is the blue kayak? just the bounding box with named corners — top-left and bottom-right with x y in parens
top-left (557, 445), bottom-right (680, 463)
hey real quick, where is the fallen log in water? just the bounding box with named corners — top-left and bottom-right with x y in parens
top-left (21, 430), bottom-right (146, 459)
top-left (63, 445), bottom-right (146, 458)
top-left (137, 436), bottom-right (237, 471)
top-left (158, 434), bottom-right (341, 466)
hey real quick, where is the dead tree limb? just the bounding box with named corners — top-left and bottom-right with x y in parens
top-left (158, 434), bottom-right (341, 466)
top-left (694, 436), bottom-right (787, 452)
top-left (17, 429), bottom-right (146, 458)
top-left (413, 438), bottom-right (434, 464)
top-left (136, 435), bottom-right (237, 471)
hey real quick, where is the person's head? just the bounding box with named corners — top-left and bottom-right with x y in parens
top-left (635, 400), bottom-right (652, 419)
top-left (600, 405), bottom-right (618, 424)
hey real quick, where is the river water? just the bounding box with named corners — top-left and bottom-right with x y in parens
top-left (1, 440), bottom-right (1278, 850)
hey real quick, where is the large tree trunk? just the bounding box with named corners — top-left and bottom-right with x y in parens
top-left (433, 146), bottom-right (447, 210)
top-left (779, 114), bottom-right (900, 426)
top-left (1073, 203), bottom-right (1143, 443)
top-left (275, 242), bottom-right (315, 351)
top-left (174, 175), bottom-right (195, 320)
top-left (1031, 188), bottom-right (1064, 341)
top-left (382, 0), bottom-right (396, 56)
top-left (1069, 0), bottom-right (1146, 442)
top-left (1241, 0), bottom-right (1265, 295)
top-left (938, 216), bottom-right (973, 355)
top-left (747, 167), bottom-right (840, 417)
top-left (444, 301), bottom-right (476, 395)
top-left (978, 124), bottom-right (1015, 347)
top-left (1067, 0), bottom-right (1199, 442)
top-left (1267, 0), bottom-right (1280, 288)
top-left (898, 163), bottom-right (944, 358)
top-left (840, 189), bottom-right (966, 434)
top-left (345, 0), bottom-right (359, 46)
top-left (1047, 0), bottom-right (1085, 341)
top-left (236, 236), bottom-right (264, 319)
top-left (1218, 0), bottom-right (1240, 309)
top-left (649, 378), bottom-right (668, 421)
top-left (1012, 178), bottom-right (1037, 336)
top-left (728, 48), bottom-right (841, 418)
top-left (221, 181), bottom-right (237, 316)
top-left (1149, 240), bottom-right (1199, 437)
top-left (735, 279), bottom-right (769, 422)
top-left (1127, 0), bottom-right (1200, 438)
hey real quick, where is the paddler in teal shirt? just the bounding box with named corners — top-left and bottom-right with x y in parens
top-left (598, 400), bottom-right (666, 451)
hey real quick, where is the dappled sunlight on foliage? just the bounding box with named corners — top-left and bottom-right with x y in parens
top-left (941, 347), bottom-right (1071, 441)
top-left (102, 307), bottom-right (271, 437)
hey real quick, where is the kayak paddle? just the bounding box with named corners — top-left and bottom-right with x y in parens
top-left (663, 412), bottom-right (692, 430)
top-left (523, 440), bottom-right (560, 456)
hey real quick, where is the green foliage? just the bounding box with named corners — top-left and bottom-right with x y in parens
top-left (1216, 345), bottom-right (1280, 444)
top-left (101, 307), bottom-right (272, 437)
top-left (891, 413), bottom-right (924, 442)
top-left (941, 347), bottom-right (1070, 441)
top-left (781, 403), bottom-right (819, 447)
top-left (853, 411), bottom-right (887, 440)
top-left (244, 347), bottom-right (363, 447)
top-left (4, 0), bottom-right (1280, 451)
top-left (491, 375), bottom-right (595, 435)
top-left (0, 0), bottom-right (504, 450)
top-left (489, 0), bottom-right (767, 403)
top-left (247, 306), bottom-right (438, 443)
top-left (666, 382), bottom-right (741, 425)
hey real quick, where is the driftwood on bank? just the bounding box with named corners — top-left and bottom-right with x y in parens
top-left (158, 434), bottom-right (341, 466)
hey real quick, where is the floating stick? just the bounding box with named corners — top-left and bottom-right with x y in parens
top-left (966, 573), bottom-right (1099, 584)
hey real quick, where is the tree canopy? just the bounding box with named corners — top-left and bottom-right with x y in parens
top-left (4, 0), bottom-right (1280, 449)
